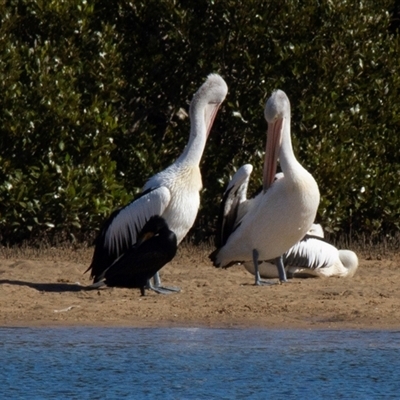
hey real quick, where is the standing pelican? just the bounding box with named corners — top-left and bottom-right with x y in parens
top-left (214, 165), bottom-right (284, 249)
top-left (243, 224), bottom-right (359, 279)
top-left (211, 90), bottom-right (320, 285)
top-left (86, 74), bottom-right (228, 293)
top-left (87, 216), bottom-right (177, 295)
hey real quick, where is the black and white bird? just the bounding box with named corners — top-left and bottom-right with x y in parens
top-left (244, 224), bottom-right (359, 279)
top-left (87, 216), bottom-right (177, 296)
top-left (215, 163), bottom-right (357, 280)
top-left (86, 74), bottom-right (228, 293)
top-left (211, 90), bottom-right (320, 286)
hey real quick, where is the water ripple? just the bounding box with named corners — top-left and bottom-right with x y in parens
top-left (1, 327), bottom-right (400, 399)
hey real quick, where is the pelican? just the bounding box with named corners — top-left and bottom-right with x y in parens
top-left (214, 165), bottom-right (283, 249)
top-left (86, 74), bottom-right (228, 293)
top-left (87, 216), bottom-right (177, 296)
top-left (306, 223), bottom-right (325, 238)
top-left (214, 164), bottom-right (254, 249)
top-left (211, 89), bottom-right (320, 285)
top-left (243, 224), bottom-right (359, 279)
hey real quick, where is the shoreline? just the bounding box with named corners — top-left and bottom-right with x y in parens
top-left (2, 319), bottom-right (400, 330)
top-left (1, 246), bottom-right (399, 331)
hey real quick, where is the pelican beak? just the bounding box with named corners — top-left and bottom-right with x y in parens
top-left (263, 118), bottom-right (283, 190)
top-left (204, 102), bottom-right (221, 138)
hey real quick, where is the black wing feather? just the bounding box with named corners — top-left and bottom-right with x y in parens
top-left (99, 219), bottom-right (177, 289)
top-left (86, 188), bottom-right (155, 281)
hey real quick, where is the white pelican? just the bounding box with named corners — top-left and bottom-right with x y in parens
top-left (86, 74), bottom-right (228, 293)
top-left (215, 165), bottom-right (285, 249)
top-left (243, 224), bottom-right (359, 279)
top-left (214, 163), bottom-right (254, 249)
top-left (211, 89), bottom-right (320, 285)
top-left (306, 223), bottom-right (325, 238)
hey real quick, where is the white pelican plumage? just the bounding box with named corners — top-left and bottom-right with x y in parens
top-left (214, 163), bottom-right (254, 249)
top-left (243, 224), bottom-right (359, 279)
top-left (214, 166), bottom-right (285, 249)
top-left (87, 74), bottom-right (228, 293)
top-left (211, 89), bottom-right (320, 285)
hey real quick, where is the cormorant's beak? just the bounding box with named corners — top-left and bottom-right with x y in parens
top-left (137, 231), bottom-right (155, 246)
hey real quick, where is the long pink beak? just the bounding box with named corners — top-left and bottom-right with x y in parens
top-left (263, 118), bottom-right (283, 190)
top-left (204, 103), bottom-right (221, 138)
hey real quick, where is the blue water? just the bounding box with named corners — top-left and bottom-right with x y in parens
top-left (1, 328), bottom-right (400, 399)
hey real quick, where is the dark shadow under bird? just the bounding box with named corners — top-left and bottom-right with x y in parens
top-left (87, 216), bottom-right (177, 296)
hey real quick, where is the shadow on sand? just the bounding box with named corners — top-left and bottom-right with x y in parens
top-left (0, 279), bottom-right (92, 293)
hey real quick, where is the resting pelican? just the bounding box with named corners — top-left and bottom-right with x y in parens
top-left (87, 216), bottom-right (177, 295)
top-left (86, 74), bottom-right (228, 293)
top-left (211, 89), bottom-right (320, 285)
top-left (244, 224), bottom-right (359, 279)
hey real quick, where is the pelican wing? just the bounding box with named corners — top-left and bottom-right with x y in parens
top-left (283, 235), bottom-right (338, 270)
top-left (215, 164), bottom-right (253, 248)
top-left (87, 186), bottom-right (171, 280)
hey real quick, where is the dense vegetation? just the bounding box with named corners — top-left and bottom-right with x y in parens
top-left (0, 0), bottom-right (399, 245)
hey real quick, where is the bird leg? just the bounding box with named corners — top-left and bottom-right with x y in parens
top-left (253, 249), bottom-right (275, 286)
top-left (275, 256), bottom-right (288, 283)
top-left (143, 278), bottom-right (171, 295)
top-left (148, 272), bottom-right (181, 294)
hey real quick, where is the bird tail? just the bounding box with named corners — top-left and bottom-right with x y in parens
top-left (209, 248), bottom-right (220, 267)
top-left (209, 249), bottom-right (239, 269)
top-left (84, 280), bottom-right (107, 290)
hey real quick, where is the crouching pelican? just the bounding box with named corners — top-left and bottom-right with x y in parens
top-left (211, 89), bottom-right (320, 285)
top-left (87, 216), bottom-right (177, 295)
top-left (243, 224), bottom-right (359, 279)
top-left (86, 74), bottom-right (228, 293)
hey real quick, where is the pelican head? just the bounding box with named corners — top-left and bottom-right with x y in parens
top-left (264, 89), bottom-right (291, 122)
top-left (263, 89), bottom-right (291, 190)
top-left (190, 74), bottom-right (228, 137)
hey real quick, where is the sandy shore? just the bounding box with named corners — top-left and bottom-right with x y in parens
top-left (0, 243), bottom-right (399, 330)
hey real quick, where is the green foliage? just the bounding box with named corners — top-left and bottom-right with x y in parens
top-left (0, 0), bottom-right (399, 243)
top-left (0, 0), bottom-right (130, 242)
